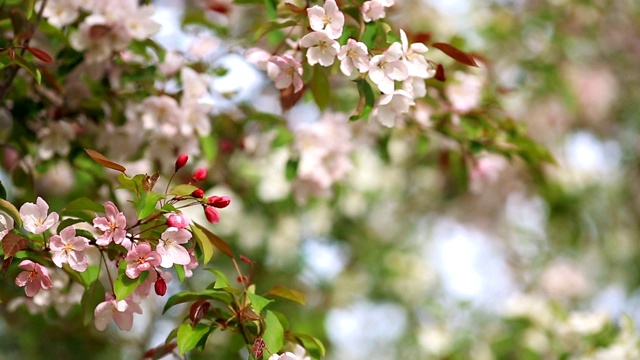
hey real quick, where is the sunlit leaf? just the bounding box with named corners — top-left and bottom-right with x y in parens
top-left (350, 79), bottom-right (375, 121)
top-left (265, 285), bottom-right (305, 305)
top-left (136, 191), bottom-right (164, 220)
top-left (0, 198), bottom-right (22, 228)
top-left (177, 323), bottom-right (211, 355)
top-left (263, 310), bottom-right (284, 357)
top-left (193, 222), bottom-right (234, 259)
top-left (114, 268), bottom-right (149, 301)
top-left (169, 184), bottom-right (198, 196)
top-left (310, 66), bottom-right (330, 110)
top-left (85, 149), bottom-right (126, 173)
top-left (247, 291), bottom-right (273, 314)
top-left (191, 223), bottom-right (214, 265)
top-left (292, 333), bottom-right (326, 359)
top-left (12, 53), bottom-right (40, 84)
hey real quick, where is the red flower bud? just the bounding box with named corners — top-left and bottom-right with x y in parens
top-left (192, 168), bottom-right (207, 182)
top-left (207, 195), bottom-right (231, 208)
top-left (155, 277), bottom-right (167, 296)
top-left (174, 154), bottom-right (188, 172)
top-left (204, 206), bottom-right (220, 224)
top-left (191, 188), bottom-right (204, 198)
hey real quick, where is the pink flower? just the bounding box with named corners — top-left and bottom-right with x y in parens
top-left (183, 248), bottom-right (199, 278)
top-left (93, 201), bottom-right (127, 246)
top-left (15, 260), bottom-right (53, 297)
top-left (307, 0), bottom-right (344, 40)
top-left (125, 243), bottom-right (162, 279)
top-left (94, 293), bottom-right (143, 331)
top-left (268, 345), bottom-right (311, 360)
top-left (49, 226), bottom-right (90, 272)
top-left (20, 197), bottom-right (59, 234)
top-left (267, 55), bottom-right (304, 93)
top-left (300, 32), bottom-right (340, 67)
top-left (337, 39), bottom-right (370, 77)
top-left (166, 213), bottom-right (190, 229)
top-left (157, 228), bottom-right (192, 268)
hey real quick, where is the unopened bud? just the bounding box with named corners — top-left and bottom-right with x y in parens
top-left (204, 206), bottom-right (220, 224)
top-left (155, 277), bottom-right (167, 296)
top-left (191, 189), bottom-right (204, 198)
top-left (174, 154), bottom-right (188, 172)
top-left (192, 168), bottom-right (207, 182)
top-left (166, 213), bottom-right (189, 229)
top-left (207, 195), bottom-right (231, 208)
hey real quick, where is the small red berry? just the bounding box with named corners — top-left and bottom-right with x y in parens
top-left (192, 168), bottom-right (207, 182)
top-left (191, 189), bottom-right (204, 198)
top-left (175, 154), bottom-right (189, 172)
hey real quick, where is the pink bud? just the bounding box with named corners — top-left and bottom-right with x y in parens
top-left (191, 189), bottom-right (204, 198)
top-left (207, 195), bottom-right (231, 208)
top-left (204, 206), bottom-right (220, 224)
top-left (166, 213), bottom-right (189, 229)
top-left (155, 277), bottom-right (167, 296)
top-left (175, 154), bottom-right (189, 172)
top-left (192, 168), bottom-right (207, 182)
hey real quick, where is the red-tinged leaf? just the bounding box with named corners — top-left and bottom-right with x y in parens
top-left (265, 285), bottom-right (305, 305)
top-left (2, 233), bottom-right (28, 258)
top-left (85, 148), bottom-right (126, 173)
top-left (413, 32), bottom-right (432, 44)
top-left (285, 3), bottom-right (307, 14)
top-left (280, 85), bottom-right (305, 111)
top-left (189, 299), bottom-right (210, 327)
top-left (432, 42), bottom-right (479, 67)
top-left (193, 222), bottom-right (234, 259)
top-left (252, 337), bottom-right (266, 359)
top-left (434, 64), bottom-right (446, 82)
top-left (25, 45), bottom-right (54, 64)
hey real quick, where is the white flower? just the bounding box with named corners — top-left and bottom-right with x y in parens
top-left (245, 47), bottom-right (272, 71)
top-left (400, 29), bottom-right (432, 79)
top-left (307, 0), bottom-right (344, 40)
top-left (446, 71), bottom-right (483, 113)
top-left (140, 95), bottom-right (184, 136)
top-left (157, 228), bottom-right (192, 268)
top-left (19, 197), bottom-right (59, 235)
top-left (43, 0), bottom-right (79, 28)
top-left (361, 0), bottom-right (394, 22)
top-left (37, 121), bottom-right (75, 160)
top-left (267, 55), bottom-right (304, 93)
top-left (337, 39), bottom-right (370, 77)
top-left (0, 210), bottom-right (15, 240)
top-left (368, 43), bottom-right (409, 94)
top-left (402, 77), bottom-right (426, 99)
top-left (123, 5), bottom-right (160, 40)
top-left (372, 89), bottom-right (414, 127)
top-left (69, 14), bottom-right (131, 63)
top-left (300, 32), bottom-right (340, 67)
top-left (268, 345), bottom-right (311, 360)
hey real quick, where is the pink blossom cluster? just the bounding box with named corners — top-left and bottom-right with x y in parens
top-left (247, 0), bottom-right (436, 127)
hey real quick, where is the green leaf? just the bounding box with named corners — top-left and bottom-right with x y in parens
top-left (169, 184), bottom-right (198, 197)
top-left (285, 159), bottom-right (298, 181)
top-left (253, 20), bottom-right (298, 42)
top-left (310, 66), bottom-right (330, 110)
top-left (174, 262), bottom-right (186, 283)
top-left (114, 268), bottom-right (149, 301)
top-left (191, 223), bottom-right (214, 265)
top-left (177, 323), bottom-right (211, 355)
top-left (292, 333), bottom-right (326, 359)
top-left (79, 265), bottom-right (101, 288)
top-left (20, 0), bottom-right (36, 19)
top-left (265, 285), bottom-right (305, 305)
top-left (136, 191), bottom-right (164, 220)
top-left (0, 198), bottom-right (22, 228)
top-left (350, 79), bottom-right (375, 121)
top-left (117, 173), bottom-right (145, 192)
top-left (80, 279), bottom-right (105, 326)
top-left (162, 289), bottom-right (233, 314)
top-left (247, 292), bottom-right (273, 314)
top-left (263, 310), bottom-right (284, 357)
top-left (193, 222), bottom-right (234, 259)
top-left (264, 0), bottom-right (278, 20)
top-left (61, 197), bottom-right (104, 222)
top-left (206, 269), bottom-right (232, 289)
top-left (12, 53), bottom-right (40, 84)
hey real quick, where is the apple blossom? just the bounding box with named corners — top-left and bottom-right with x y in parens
top-left (337, 39), bottom-right (370, 77)
top-left (157, 228), bottom-right (192, 268)
top-left (69, 15), bottom-right (131, 63)
top-left (125, 243), bottom-right (162, 279)
top-left (183, 248), bottom-right (199, 278)
top-left (20, 197), bottom-right (59, 234)
top-left (15, 260), bottom-right (53, 297)
top-left (268, 345), bottom-right (311, 360)
top-left (123, 5), bottom-right (161, 40)
top-left (245, 47), bottom-right (272, 70)
top-left (94, 293), bottom-right (143, 331)
top-left (446, 71), bottom-right (484, 113)
top-left (372, 89), bottom-right (415, 127)
top-left (93, 201), bottom-right (127, 246)
top-left (0, 210), bottom-right (14, 240)
top-left (368, 43), bottom-right (409, 94)
top-left (267, 55), bottom-right (304, 93)
top-left (166, 213), bottom-right (190, 229)
top-left (42, 0), bottom-right (79, 28)
top-left (49, 226), bottom-right (90, 272)
top-left (307, 0), bottom-right (344, 40)
top-left (300, 32), bottom-right (340, 67)
top-left (400, 29), bottom-right (433, 79)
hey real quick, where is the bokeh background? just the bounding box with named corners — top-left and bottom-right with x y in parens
top-left (2, 0), bottom-right (640, 359)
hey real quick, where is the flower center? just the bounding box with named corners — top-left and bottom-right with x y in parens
top-left (322, 14), bottom-right (332, 27)
top-left (63, 243), bottom-right (74, 254)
